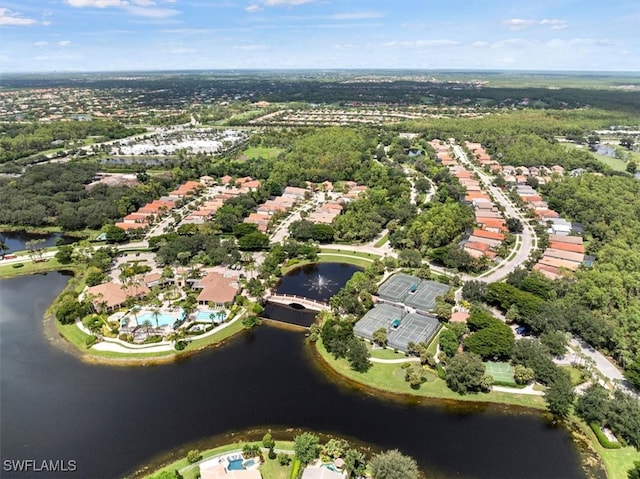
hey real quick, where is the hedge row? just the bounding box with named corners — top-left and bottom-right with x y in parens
top-left (590, 423), bottom-right (621, 449)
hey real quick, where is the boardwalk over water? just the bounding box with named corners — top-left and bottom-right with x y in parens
top-left (265, 293), bottom-right (330, 312)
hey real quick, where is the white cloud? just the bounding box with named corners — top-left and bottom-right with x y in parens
top-left (472, 41), bottom-right (489, 48)
top-left (569, 38), bottom-right (615, 46)
top-left (169, 46), bottom-right (195, 54)
top-left (125, 5), bottom-right (179, 17)
top-left (0, 8), bottom-right (38, 26)
top-left (505, 17), bottom-right (569, 31)
top-left (331, 12), bottom-right (383, 20)
top-left (333, 43), bottom-right (359, 50)
top-left (65, 0), bottom-right (128, 7)
top-left (546, 38), bottom-right (615, 47)
top-left (232, 44), bottom-right (270, 50)
top-left (382, 40), bottom-right (461, 49)
top-left (245, 4), bottom-right (263, 13)
top-left (491, 38), bottom-right (536, 48)
top-left (59, 40), bottom-right (72, 47)
top-left (540, 19), bottom-right (568, 30)
top-left (263, 0), bottom-right (315, 6)
top-left (131, 0), bottom-right (156, 5)
top-left (34, 41), bottom-right (49, 47)
top-left (504, 18), bottom-right (534, 31)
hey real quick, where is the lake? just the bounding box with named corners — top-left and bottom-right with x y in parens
top-left (0, 231), bottom-right (75, 255)
top-left (0, 272), bottom-right (587, 479)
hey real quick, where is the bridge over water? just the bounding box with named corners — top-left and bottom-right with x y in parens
top-left (265, 293), bottom-right (330, 312)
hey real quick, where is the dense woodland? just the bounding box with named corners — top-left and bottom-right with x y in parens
top-left (0, 163), bottom-right (171, 229)
top-left (543, 175), bottom-right (640, 373)
top-left (0, 120), bottom-right (144, 164)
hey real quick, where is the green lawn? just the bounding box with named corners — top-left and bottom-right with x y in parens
top-left (559, 365), bottom-right (586, 387)
top-left (54, 315), bottom-right (246, 361)
top-left (576, 420), bottom-right (640, 479)
top-left (319, 248), bottom-right (379, 260)
top-left (367, 343), bottom-right (409, 360)
top-left (564, 144), bottom-right (631, 173)
top-left (317, 253), bottom-right (373, 268)
top-left (592, 153), bottom-right (629, 172)
top-left (314, 339), bottom-right (546, 409)
top-left (242, 146), bottom-right (283, 160)
top-left (0, 257), bottom-right (66, 278)
top-left (373, 234), bottom-right (389, 248)
top-left (281, 254), bottom-right (372, 274)
top-left (143, 441), bottom-right (295, 479)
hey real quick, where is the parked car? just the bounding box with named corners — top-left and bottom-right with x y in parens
top-left (515, 326), bottom-right (531, 336)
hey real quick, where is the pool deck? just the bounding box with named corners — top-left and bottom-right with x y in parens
top-left (83, 308), bottom-right (244, 354)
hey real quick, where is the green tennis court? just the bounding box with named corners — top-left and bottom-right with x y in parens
top-left (485, 361), bottom-right (515, 383)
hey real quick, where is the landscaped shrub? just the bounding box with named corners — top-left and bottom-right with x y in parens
top-left (590, 423), bottom-right (621, 449)
top-left (186, 449), bottom-right (202, 464)
top-left (268, 448), bottom-right (277, 460)
top-left (436, 363), bottom-right (446, 379)
top-left (85, 335), bottom-right (97, 348)
top-left (242, 444), bottom-right (260, 459)
top-left (277, 453), bottom-right (291, 466)
top-left (12, 263), bottom-right (24, 268)
top-left (144, 335), bottom-right (163, 344)
top-left (242, 315), bottom-right (262, 329)
top-left (175, 340), bottom-right (187, 351)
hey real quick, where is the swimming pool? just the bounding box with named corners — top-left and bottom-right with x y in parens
top-left (195, 310), bottom-right (226, 323)
top-left (227, 459), bottom-right (244, 470)
top-left (135, 311), bottom-right (175, 327)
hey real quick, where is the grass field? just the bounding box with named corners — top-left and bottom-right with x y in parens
top-left (575, 420), bottom-right (640, 479)
top-left (55, 312), bottom-right (247, 361)
top-left (0, 257), bottom-right (65, 278)
top-left (591, 153), bottom-right (629, 172)
top-left (314, 339), bottom-right (546, 409)
top-left (564, 144), bottom-right (631, 172)
top-left (317, 253), bottom-right (373, 268)
top-left (143, 441), bottom-right (295, 479)
top-left (367, 343), bottom-right (409, 360)
top-left (242, 146), bottom-right (283, 160)
top-left (559, 365), bottom-right (587, 387)
top-left (373, 234), bottom-right (389, 248)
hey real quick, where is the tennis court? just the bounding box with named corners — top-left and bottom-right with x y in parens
top-left (404, 281), bottom-right (450, 312)
top-left (388, 313), bottom-right (440, 352)
top-left (353, 304), bottom-right (405, 341)
top-left (376, 273), bottom-right (421, 303)
top-left (485, 361), bottom-right (515, 383)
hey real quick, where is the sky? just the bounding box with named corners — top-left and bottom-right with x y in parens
top-left (1, 0), bottom-right (639, 73)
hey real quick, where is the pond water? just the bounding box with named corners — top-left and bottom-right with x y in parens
top-left (276, 262), bottom-right (362, 302)
top-left (0, 272), bottom-right (586, 479)
top-left (0, 231), bottom-right (75, 255)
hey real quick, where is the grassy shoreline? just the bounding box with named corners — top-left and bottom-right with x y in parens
top-left (139, 440), bottom-right (296, 479)
top-left (312, 339), bottom-right (639, 479)
top-left (26, 266), bottom-right (251, 366)
top-left (313, 338), bottom-right (547, 409)
top-left (281, 253), bottom-right (372, 274)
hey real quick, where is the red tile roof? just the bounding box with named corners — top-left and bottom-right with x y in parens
top-left (471, 229), bottom-right (505, 241)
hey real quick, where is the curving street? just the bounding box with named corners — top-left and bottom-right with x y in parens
top-left (451, 144), bottom-right (538, 283)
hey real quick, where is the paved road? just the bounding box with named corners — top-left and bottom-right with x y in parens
top-left (270, 192), bottom-right (323, 244)
top-left (451, 144), bottom-right (538, 283)
top-left (1, 241), bottom-right (148, 266)
top-left (568, 337), bottom-right (625, 382)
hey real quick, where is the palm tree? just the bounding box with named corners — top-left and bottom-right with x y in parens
top-left (151, 308), bottom-right (161, 329)
top-left (142, 319), bottom-right (153, 335)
